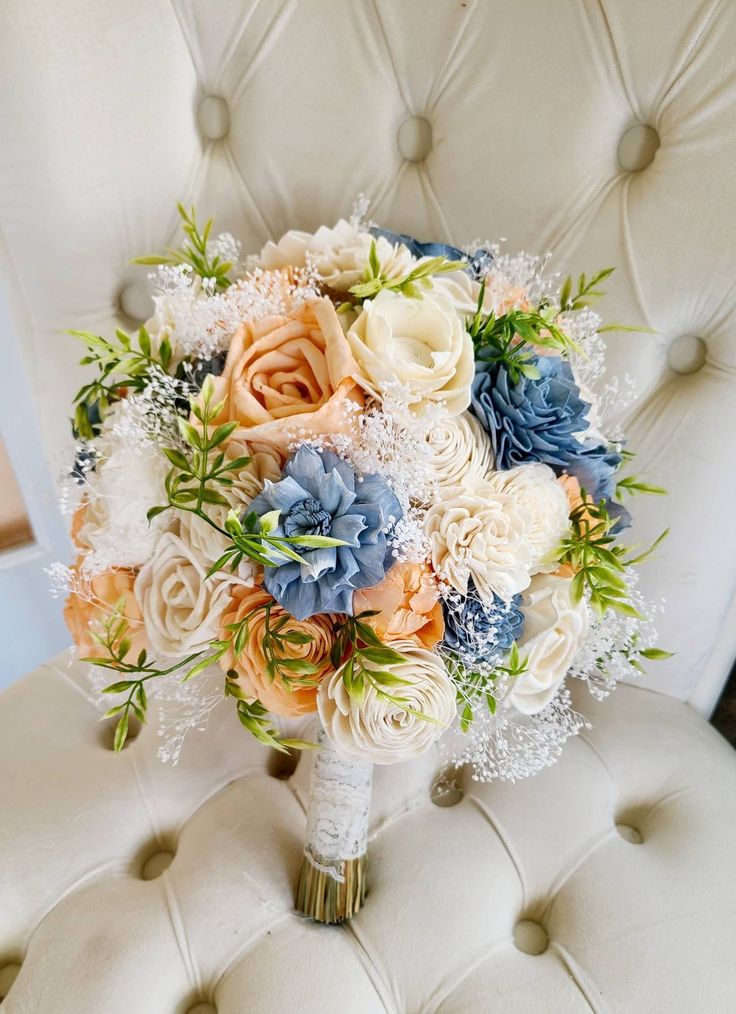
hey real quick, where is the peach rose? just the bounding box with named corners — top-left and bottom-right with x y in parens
top-left (208, 296), bottom-right (364, 451)
top-left (64, 560), bottom-right (147, 662)
top-left (219, 586), bottom-right (338, 718)
top-left (353, 563), bottom-right (444, 649)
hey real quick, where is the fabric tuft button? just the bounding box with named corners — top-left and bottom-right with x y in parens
top-left (141, 849), bottom-right (175, 880)
top-left (267, 746), bottom-right (300, 780)
top-left (0, 962), bottom-right (21, 1000)
top-left (187, 1004), bottom-right (216, 1014)
top-left (430, 773), bottom-right (463, 807)
top-left (397, 116), bottom-right (433, 162)
top-left (513, 920), bottom-right (548, 955)
top-left (668, 335), bottom-right (706, 375)
top-left (616, 823), bottom-right (643, 844)
top-left (197, 95), bottom-right (230, 141)
top-left (119, 281), bottom-right (152, 323)
top-left (618, 124), bottom-right (660, 172)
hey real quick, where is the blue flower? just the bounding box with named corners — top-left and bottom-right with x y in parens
top-left (370, 227), bottom-right (493, 281)
top-left (471, 356), bottom-right (591, 472)
top-left (443, 585), bottom-right (525, 663)
top-left (248, 445), bottom-right (402, 620)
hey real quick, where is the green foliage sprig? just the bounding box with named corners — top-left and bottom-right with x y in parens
top-left (455, 642), bottom-right (529, 732)
top-left (69, 325), bottom-right (175, 440)
top-left (468, 281), bottom-right (581, 383)
top-left (224, 682), bottom-right (317, 753)
top-left (147, 376), bottom-right (346, 574)
top-left (85, 603), bottom-right (227, 751)
top-left (552, 494), bottom-right (669, 619)
top-left (346, 239), bottom-right (465, 303)
top-left (559, 268), bottom-right (615, 312)
top-left (133, 203), bottom-right (234, 291)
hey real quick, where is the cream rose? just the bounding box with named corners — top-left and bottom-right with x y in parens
top-left (426, 412), bottom-right (494, 489)
top-left (256, 219), bottom-right (414, 293)
top-left (318, 639), bottom-right (456, 764)
top-left (508, 574), bottom-right (588, 715)
top-left (486, 464), bottom-right (570, 572)
top-left (347, 288), bottom-right (474, 416)
top-left (207, 296), bottom-right (364, 452)
top-left (424, 476), bottom-right (533, 602)
top-left (178, 438), bottom-right (282, 585)
top-left (135, 532), bottom-right (231, 657)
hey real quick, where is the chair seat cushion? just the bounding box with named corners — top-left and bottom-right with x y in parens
top-left (1, 654), bottom-right (735, 1013)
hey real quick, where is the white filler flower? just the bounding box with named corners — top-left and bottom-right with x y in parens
top-left (486, 463), bottom-right (570, 572)
top-left (424, 475), bottom-right (533, 602)
top-left (508, 573), bottom-right (589, 715)
top-left (318, 639), bottom-right (456, 764)
top-left (347, 288), bottom-right (474, 416)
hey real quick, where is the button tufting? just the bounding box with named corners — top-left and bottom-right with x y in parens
top-left (397, 116), bottom-right (433, 162)
top-left (430, 773), bottom-right (463, 807)
top-left (618, 124), bottom-right (660, 172)
top-left (513, 920), bottom-right (549, 956)
top-left (197, 95), bottom-right (230, 141)
top-left (267, 746), bottom-right (300, 780)
top-left (616, 823), bottom-right (643, 844)
top-left (141, 849), bottom-right (175, 880)
top-left (0, 962), bottom-right (21, 1000)
top-left (187, 1004), bottom-right (216, 1014)
top-left (668, 335), bottom-right (706, 375)
top-left (99, 712), bottom-right (142, 750)
top-left (119, 281), bottom-right (152, 324)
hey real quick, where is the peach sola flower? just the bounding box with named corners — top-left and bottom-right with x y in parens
top-left (206, 296), bottom-right (364, 453)
top-left (219, 585), bottom-right (338, 718)
top-left (353, 563), bottom-right (444, 649)
top-left (64, 559), bottom-right (148, 662)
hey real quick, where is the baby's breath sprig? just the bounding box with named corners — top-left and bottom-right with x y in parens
top-left (69, 325), bottom-right (176, 439)
top-left (346, 239), bottom-right (465, 304)
top-left (132, 202), bottom-right (234, 291)
top-left (452, 642), bottom-right (529, 732)
top-left (552, 494), bottom-right (669, 620)
top-left (147, 377), bottom-right (346, 573)
top-left (468, 281), bottom-right (580, 383)
top-left (84, 603), bottom-right (228, 751)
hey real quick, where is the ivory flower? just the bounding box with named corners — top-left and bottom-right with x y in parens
top-left (424, 476), bottom-right (533, 603)
top-left (219, 586), bottom-right (337, 718)
top-left (178, 438), bottom-right (282, 585)
top-left (425, 411), bottom-right (494, 489)
top-left (257, 219), bottom-right (415, 292)
top-left (347, 288), bottom-right (474, 416)
top-left (353, 562), bottom-right (444, 649)
top-left (318, 639), bottom-right (456, 764)
top-left (134, 532), bottom-right (231, 657)
top-left (508, 574), bottom-right (588, 715)
top-left (208, 297), bottom-right (364, 452)
top-left (64, 562), bottom-right (147, 662)
top-left (486, 463), bottom-right (570, 572)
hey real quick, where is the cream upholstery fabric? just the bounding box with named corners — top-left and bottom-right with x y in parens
top-left (2, 1), bottom-right (736, 1011)
top-left (0, 653), bottom-right (735, 1013)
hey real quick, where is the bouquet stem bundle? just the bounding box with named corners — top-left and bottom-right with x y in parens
top-left (296, 725), bottom-right (372, 923)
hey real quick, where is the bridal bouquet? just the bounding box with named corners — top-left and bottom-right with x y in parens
top-left (55, 204), bottom-right (668, 922)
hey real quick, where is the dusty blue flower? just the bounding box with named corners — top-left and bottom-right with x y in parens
top-left (248, 445), bottom-right (402, 620)
top-left (371, 227), bottom-right (493, 280)
top-left (471, 356), bottom-right (591, 471)
top-left (443, 585), bottom-right (525, 663)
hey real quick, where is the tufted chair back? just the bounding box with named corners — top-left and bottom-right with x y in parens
top-left (1, 0), bottom-right (735, 708)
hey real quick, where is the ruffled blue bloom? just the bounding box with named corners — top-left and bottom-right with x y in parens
top-left (370, 227), bottom-right (493, 281)
top-left (248, 445), bottom-right (403, 620)
top-left (443, 586), bottom-right (525, 663)
top-left (471, 355), bottom-right (630, 527)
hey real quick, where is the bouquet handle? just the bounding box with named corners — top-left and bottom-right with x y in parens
top-left (295, 724), bottom-right (373, 923)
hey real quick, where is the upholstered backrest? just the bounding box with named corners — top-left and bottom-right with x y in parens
top-left (1, 0), bottom-right (734, 709)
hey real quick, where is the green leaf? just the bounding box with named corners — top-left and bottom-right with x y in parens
top-left (102, 680), bottom-right (135, 694)
top-left (146, 504), bottom-right (169, 523)
top-left (209, 421), bottom-right (238, 447)
top-left (290, 535), bottom-right (348, 548)
top-left (178, 418), bottom-right (203, 448)
top-left (163, 448), bottom-right (192, 472)
top-left (113, 712), bottom-right (129, 752)
top-left (639, 647), bottom-right (674, 661)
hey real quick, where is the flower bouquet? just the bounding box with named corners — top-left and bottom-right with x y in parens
top-left (55, 204), bottom-right (668, 924)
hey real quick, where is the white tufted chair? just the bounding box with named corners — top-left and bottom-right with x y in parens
top-left (1, 2), bottom-right (736, 1011)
